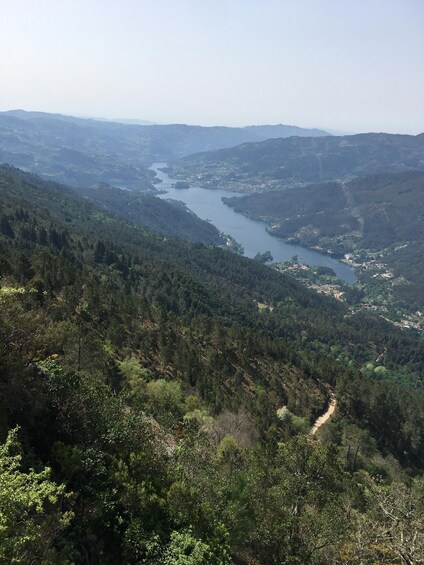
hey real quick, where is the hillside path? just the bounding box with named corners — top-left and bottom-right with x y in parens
top-left (310, 392), bottom-right (337, 436)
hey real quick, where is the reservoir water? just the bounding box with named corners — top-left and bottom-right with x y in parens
top-left (151, 163), bottom-right (356, 284)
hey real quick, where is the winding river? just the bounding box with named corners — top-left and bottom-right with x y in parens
top-left (151, 163), bottom-right (356, 284)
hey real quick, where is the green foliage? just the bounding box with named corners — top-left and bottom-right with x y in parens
top-left (0, 428), bottom-right (72, 563)
top-left (163, 528), bottom-right (230, 565)
top-left (276, 406), bottom-right (310, 437)
top-left (146, 379), bottom-right (184, 424)
top-left (253, 250), bottom-right (273, 263)
top-left (119, 356), bottom-right (152, 397)
top-left (245, 437), bottom-right (350, 564)
top-left (215, 435), bottom-right (243, 468)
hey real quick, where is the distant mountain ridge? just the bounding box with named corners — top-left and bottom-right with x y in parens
top-left (3, 110), bottom-right (329, 137)
top-left (172, 132), bottom-right (424, 192)
top-left (0, 109), bottom-right (330, 190)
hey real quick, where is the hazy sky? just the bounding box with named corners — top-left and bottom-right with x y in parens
top-left (1, 0), bottom-right (423, 133)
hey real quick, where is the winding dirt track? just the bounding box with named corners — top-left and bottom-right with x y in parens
top-left (310, 392), bottom-right (337, 436)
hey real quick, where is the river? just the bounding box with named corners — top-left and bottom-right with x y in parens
top-left (151, 163), bottom-right (356, 284)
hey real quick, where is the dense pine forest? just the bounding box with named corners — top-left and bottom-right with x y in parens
top-left (71, 181), bottom-right (225, 246)
top-left (1, 164), bottom-right (424, 563)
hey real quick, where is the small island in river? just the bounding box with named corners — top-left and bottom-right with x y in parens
top-left (173, 181), bottom-right (190, 189)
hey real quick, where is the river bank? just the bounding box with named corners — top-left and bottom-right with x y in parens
top-left (151, 163), bottom-right (356, 284)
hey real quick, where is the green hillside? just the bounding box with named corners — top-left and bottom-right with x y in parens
top-left (172, 132), bottom-right (424, 191)
top-left (1, 166), bottom-right (424, 563)
top-left (224, 171), bottom-right (424, 310)
top-left (72, 182), bottom-right (225, 245)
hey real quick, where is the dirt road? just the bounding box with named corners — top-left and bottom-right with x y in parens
top-left (311, 392), bottom-right (336, 436)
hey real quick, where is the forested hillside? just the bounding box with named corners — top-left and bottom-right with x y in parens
top-left (1, 165), bottom-right (424, 563)
top-left (0, 110), bottom-right (328, 190)
top-left (224, 171), bottom-right (424, 309)
top-left (172, 132), bottom-right (424, 191)
top-left (72, 182), bottom-right (225, 245)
